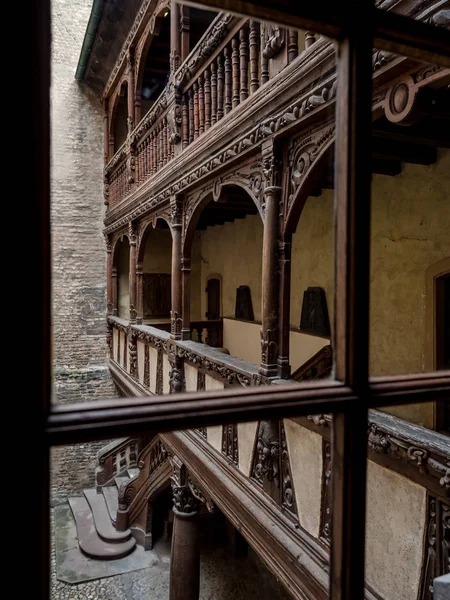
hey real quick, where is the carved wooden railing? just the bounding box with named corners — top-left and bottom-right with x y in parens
top-left (291, 345), bottom-right (332, 381)
top-left (105, 144), bottom-right (130, 209)
top-left (95, 437), bottom-right (140, 490)
top-left (190, 319), bottom-right (223, 348)
top-left (116, 436), bottom-right (171, 531)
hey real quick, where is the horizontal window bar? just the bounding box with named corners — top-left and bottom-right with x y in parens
top-left (182, 1), bottom-right (450, 67)
top-left (45, 372), bottom-right (449, 445)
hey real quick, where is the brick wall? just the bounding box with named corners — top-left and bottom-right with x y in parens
top-left (51, 0), bottom-right (120, 504)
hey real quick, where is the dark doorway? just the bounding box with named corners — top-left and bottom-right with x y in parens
top-left (436, 272), bottom-right (449, 433)
top-left (207, 278), bottom-right (221, 320)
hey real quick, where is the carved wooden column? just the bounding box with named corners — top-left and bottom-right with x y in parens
top-left (278, 234), bottom-right (292, 378)
top-left (127, 51), bottom-right (135, 134)
top-left (129, 222), bottom-right (137, 323)
top-left (182, 255), bottom-right (191, 340)
top-left (260, 142), bottom-right (281, 378)
top-left (105, 234), bottom-right (113, 315)
top-left (136, 260), bottom-right (143, 324)
top-left (171, 197), bottom-right (183, 339)
top-left (170, 457), bottom-right (200, 600)
top-left (112, 265), bottom-right (118, 315)
top-left (134, 89), bottom-right (141, 127)
top-left (171, 0), bottom-right (181, 74)
top-left (180, 5), bottom-right (190, 62)
top-left (103, 100), bottom-right (110, 163)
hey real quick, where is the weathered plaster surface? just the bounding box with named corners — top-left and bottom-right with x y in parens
top-left (237, 422), bottom-right (259, 476)
top-left (184, 364), bottom-right (198, 392)
top-left (137, 340), bottom-right (145, 384)
top-left (365, 461), bottom-right (427, 600)
top-left (206, 375), bottom-right (225, 452)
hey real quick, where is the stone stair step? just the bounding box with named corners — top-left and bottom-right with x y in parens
top-left (127, 467), bottom-right (140, 479)
top-left (84, 488), bottom-right (131, 543)
top-left (115, 475), bottom-right (130, 490)
top-left (68, 496), bottom-right (136, 560)
top-left (102, 485), bottom-right (119, 524)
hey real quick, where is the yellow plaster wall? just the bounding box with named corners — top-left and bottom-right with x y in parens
top-left (142, 228), bottom-right (172, 273)
top-left (199, 214), bottom-right (263, 321)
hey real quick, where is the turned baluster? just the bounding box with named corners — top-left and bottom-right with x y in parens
top-left (260, 25), bottom-right (269, 84)
top-left (217, 55), bottom-right (224, 120)
top-left (169, 116), bottom-right (174, 160)
top-left (249, 21), bottom-right (259, 93)
top-left (224, 46), bottom-right (232, 114)
top-left (188, 88), bottom-right (194, 143)
top-left (198, 74), bottom-right (205, 135)
top-left (163, 117), bottom-right (168, 165)
top-left (204, 68), bottom-right (211, 131)
top-left (288, 30), bottom-right (299, 63)
top-left (239, 25), bottom-right (249, 102)
top-left (182, 95), bottom-right (189, 149)
top-left (151, 131), bottom-right (156, 175)
top-left (193, 83), bottom-right (199, 140)
top-left (231, 36), bottom-right (240, 109)
top-left (142, 140), bottom-right (147, 180)
top-left (158, 123), bottom-right (164, 170)
top-left (210, 62), bottom-right (217, 125)
top-left (305, 31), bottom-right (316, 48)
top-left (139, 141), bottom-right (144, 181)
top-left (145, 137), bottom-right (150, 179)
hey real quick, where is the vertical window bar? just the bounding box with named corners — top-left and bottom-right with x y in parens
top-left (331, 0), bottom-right (373, 598)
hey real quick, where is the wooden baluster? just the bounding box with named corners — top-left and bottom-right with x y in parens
top-left (159, 123), bottom-right (164, 170)
top-left (142, 140), bottom-right (147, 180)
top-left (198, 74), bottom-right (205, 135)
top-left (188, 88), bottom-right (194, 143)
top-left (239, 25), bottom-right (249, 102)
top-left (204, 68), bottom-right (211, 131)
top-left (193, 82), bottom-right (199, 140)
top-left (305, 31), bottom-right (316, 48)
top-left (139, 142), bottom-right (144, 181)
top-left (150, 132), bottom-right (155, 176)
top-left (217, 55), bottom-right (224, 120)
top-left (232, 36), bottom-right (240, 109)
top-left (182, 95), bottom-right (189, 149)
top-left (152, 130), bottom-right (157, 174)
top-left (224, 46), bottom-right (232, 115)
top-left (146, 138), bottom-right (150, 179)
top-left (136, 144), bottom-right (141, 182)
top-left (288, 30), bottom-right (299, 63)
top-left (169, 116), bottom-right (174, 160)
top-left (260, 24), bottom-right (269, 84)
top-left (163, 117), bottom-right (168, 165)
top-left (210, 62), bottom-right (217, 125)
top-left (249, 21), bottom-right (259, 93)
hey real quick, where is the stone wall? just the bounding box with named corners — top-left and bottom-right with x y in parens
top-left (51, 0), bottom-right (119, 504)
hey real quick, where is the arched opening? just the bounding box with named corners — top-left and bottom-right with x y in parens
top-left (138, 219), bottom-right (172, 329)
top-left (113, 81), bottom-right (129, 153)
top-left (114, 237), bottom-right (130, 319)
top-left (185, 185), bottom-right (263, 363)
top-left (137, 11), bottom-right (171, 123)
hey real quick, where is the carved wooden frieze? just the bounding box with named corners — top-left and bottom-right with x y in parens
top-left (156, 349), bottom-right (163, 394)
top-left (169, 347), bottom-right (184, 394)
top-left (188, 475), bottom-right (215, 512)
top-left (128, 329), bottom-right (138, 380)
top-left (420, 494), bottom-right (450, 600)
top-left (143, 343), bottom-right (150, 388)
top-left (320, 441), bottom-right (331, 544)
top-left (222, 424), bottom-right (239, 465)
top-left (280, 421), bottom-right (297, 520)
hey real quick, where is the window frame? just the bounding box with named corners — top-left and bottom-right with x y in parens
top-left (35, 1), bottom-right (450, 598)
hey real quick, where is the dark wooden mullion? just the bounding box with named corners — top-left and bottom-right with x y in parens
top-left (331, 1), bottom-right (373, 597)
top-left (185, 0), bottom-right (450, 66)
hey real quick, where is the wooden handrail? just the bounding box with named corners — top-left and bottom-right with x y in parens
top-left (291, 345), bottom-right (332, 381)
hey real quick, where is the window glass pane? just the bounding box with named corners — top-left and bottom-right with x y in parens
top-left (369, 47), bottom-right (449, 428)
top-left (365, 398), bottom-right (449, 600)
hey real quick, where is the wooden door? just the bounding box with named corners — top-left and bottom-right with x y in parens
top-left (206, 278), bottom-right (220, 320)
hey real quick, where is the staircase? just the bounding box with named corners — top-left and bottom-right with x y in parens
top-left (68, 435), bottom-right (171, 560)
top-left (69, 467), bottom-right (139, 560)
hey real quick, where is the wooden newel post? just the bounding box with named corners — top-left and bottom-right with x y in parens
top-left (169, 457), bottom-right (200, 600)
top-left (260, 142), bottom-right (281, 378)
top-left (128, 222), bottom-right (137, 323)
top-left (171, 196), bottom-right (183, 340)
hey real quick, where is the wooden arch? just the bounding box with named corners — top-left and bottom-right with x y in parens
top-left (109, 79), bottom-right (129, 140)
top-left (137, 215), bottom-right (173, 264)
top-left (284, 126), bottom-right (335, 234)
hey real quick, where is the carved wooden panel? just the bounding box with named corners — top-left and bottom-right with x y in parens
top-left (235, 285), bottom-right (254, 321)
top-left (320, 440), bottom-right (332, 544)
top-left (420, 494), bottom-right (450, 600)
top-left (222, 424), bottom-right (239, 465)
top-left (299, 287), bottom-right (330, 337)
top-left (143, 273), bottom-right (171, 317)
top-left (251, 420), bottom-right (298, 522)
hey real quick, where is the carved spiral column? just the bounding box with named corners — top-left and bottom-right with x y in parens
top-left (260, 143), bottom-right (281, 378)
top-left (170, 457), bottom-right (200, 600)
top-left (278, 235), bottom-right (292, 378)
top-left (128, 222), bottom-right (137, 323)
top-left (105, 235), bottom-right (113, 315)
top-left (171, 197), bottom-right (183, 340)
top-left (182, 255), bottom-right (191, 340)
top-left (136, 260), bottom-right (143, 324)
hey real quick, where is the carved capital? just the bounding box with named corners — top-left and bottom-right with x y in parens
top-left (170, 196), bottom-right (183, 226)
top-left (128, 221), bottom-right (137, 246)
top-left (170, 456), bottom-right (199, 515)
top-left (262, 25), bottom-right (285, 59)
top-left (260, 327), bottom-right (278, 368)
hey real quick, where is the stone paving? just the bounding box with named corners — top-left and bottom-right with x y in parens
top-left (50, 508), bottom-right (293, 600)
